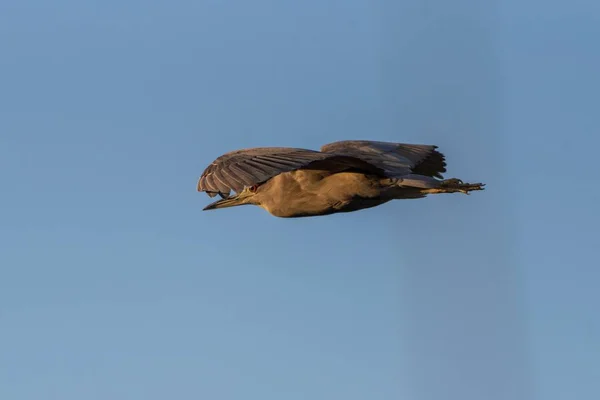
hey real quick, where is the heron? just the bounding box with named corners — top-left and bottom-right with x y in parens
top-left (197, 140), bottom-right (485, 218)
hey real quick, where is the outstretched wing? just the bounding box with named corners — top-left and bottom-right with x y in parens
top-left (320, 140), bottom-right (447, 179)
top-left (197, 147), bottom-right (382, 198)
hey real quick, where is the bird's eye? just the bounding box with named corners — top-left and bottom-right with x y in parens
top-left (249, 184), bottom-right (258, 193)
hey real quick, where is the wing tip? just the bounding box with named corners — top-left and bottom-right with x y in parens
top-left (196, 181), bottom-right (208, 195)
top-left (197, 175), bottom-right (220, 197)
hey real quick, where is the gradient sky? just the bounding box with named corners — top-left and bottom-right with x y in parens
top-left (1, 1), bottom-right (598, 399)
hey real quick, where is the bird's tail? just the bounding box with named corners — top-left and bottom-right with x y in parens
top-left (395, 174), bottom-right (441, 189)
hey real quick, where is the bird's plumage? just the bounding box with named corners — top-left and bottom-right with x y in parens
top-left (198, 140), bottom-right (445, 198)
top-left (197, 140), bottom-right (484, 217)
top-left (320, 140), bottom-right (446, 179)
top-left (198, 147), bottom-right (326, 198)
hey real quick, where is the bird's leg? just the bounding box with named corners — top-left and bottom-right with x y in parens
top-left (441, 178), bottom-right (463, 186)
top-left (421, 178), bottom-right (485, 195)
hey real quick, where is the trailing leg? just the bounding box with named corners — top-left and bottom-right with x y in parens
top-left (421, 178), bottom-right (485, 195)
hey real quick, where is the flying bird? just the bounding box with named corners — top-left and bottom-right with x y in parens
top-left (197, 140), bottom-right (485, 218)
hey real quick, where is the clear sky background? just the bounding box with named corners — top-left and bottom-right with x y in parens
top-left (1, 1), bottom-right (598, 399)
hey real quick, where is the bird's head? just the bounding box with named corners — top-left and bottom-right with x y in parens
top-left (203, 185), bottom-right (260, 211)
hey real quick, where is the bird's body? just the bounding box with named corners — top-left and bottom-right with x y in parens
top-left (254, 170), bottom-right (388, 217)
top-left (197, 140), bottom-right (484, 218)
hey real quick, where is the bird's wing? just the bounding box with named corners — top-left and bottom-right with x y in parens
top-left (320, 140), bottom-right (447, 179)
top-left (197, 147), bottom-right (381, 198)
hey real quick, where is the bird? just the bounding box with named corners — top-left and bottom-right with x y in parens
top-left (197, 140), bottom-right (485, 218)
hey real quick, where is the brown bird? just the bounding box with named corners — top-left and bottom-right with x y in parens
top-left (197, 140), bottom-right (484, 218)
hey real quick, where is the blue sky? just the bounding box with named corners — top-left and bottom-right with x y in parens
top-left (1, 1), bottom-right (598, 399)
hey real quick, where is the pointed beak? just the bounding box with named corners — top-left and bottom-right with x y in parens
top-left (203, 193), bottom-right (250, 211)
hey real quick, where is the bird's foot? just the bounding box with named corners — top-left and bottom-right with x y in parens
top-left (440, 178), bottom-right (486, 195)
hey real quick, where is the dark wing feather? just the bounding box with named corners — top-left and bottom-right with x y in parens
top-left (198, 147), bottom-right (380, 198)
top-left (320, 140), bottom-right (447, 179)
